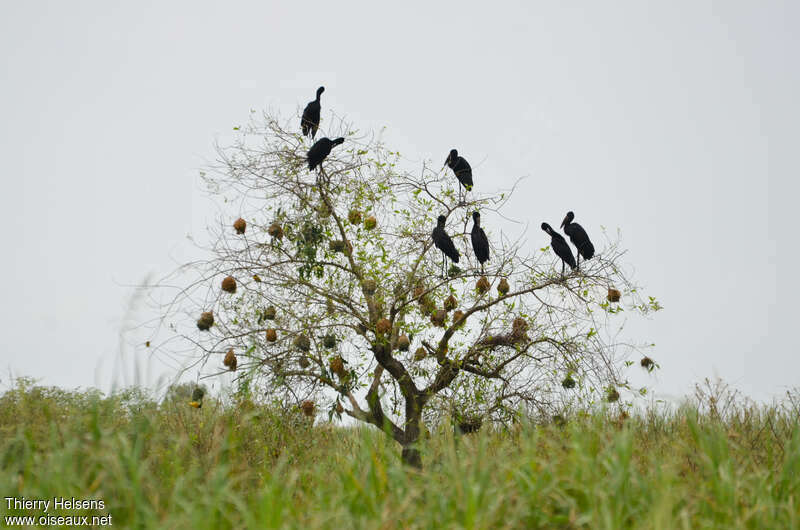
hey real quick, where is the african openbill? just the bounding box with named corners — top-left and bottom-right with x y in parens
top-left (445, 149), bottom-right (473, 203)
top-left (470, 211), bottom-right (490, 273)
top-left (301, 86), bottom-right (325, 139)
top-left (432, 215), bottom-right (460, 278)
top-left (541, 222), bottom-right (576, 276)
top-left (560, 211), bottom-right (595, 266)
top-left (307, 137), bottom-right (345, 171)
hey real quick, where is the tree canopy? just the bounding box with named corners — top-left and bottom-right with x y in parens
top-left (153, 111), bottom-right (661, 467)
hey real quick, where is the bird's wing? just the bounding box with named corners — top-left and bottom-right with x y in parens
top-left (568, 223), bottom-right (595, 259)
top-left (553, 237), bottom-right (576, 268)
top-left (478, 228), bottom-right (489, 261)
top-left (442, 234), bottom-right (460, 262)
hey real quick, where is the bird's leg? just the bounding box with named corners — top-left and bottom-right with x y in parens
top-left (576, 254), bottom-right (580, 270)
top-left (561, 261), bottom-right (565, 278)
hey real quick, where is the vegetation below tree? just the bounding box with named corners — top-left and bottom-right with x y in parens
top-left (1, 377), bottom-right (798, 528)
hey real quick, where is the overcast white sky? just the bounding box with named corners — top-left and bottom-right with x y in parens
top-left (0, 1), bottom-right (797, 402)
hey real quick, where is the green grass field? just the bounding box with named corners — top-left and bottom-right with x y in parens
top-left (1, 378), bottom-right (798, 529)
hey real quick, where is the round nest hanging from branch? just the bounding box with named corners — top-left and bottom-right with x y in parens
top-left (497, 278), bottom-right (510, 296)
top-left (300, 400), bottom-right (315, 417)
top-left (221, 276), bottom-right (237, 294)
top-left (196, 311), bottom-right (214, 331)
top-left (476, 276), bottom-right (490, 295)
top-left (223, 349), bottom-right (237, 371)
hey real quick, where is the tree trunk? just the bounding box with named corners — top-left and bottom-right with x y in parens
top-left (401, 445), bottom-right (422, 468)
top-left (401, 396), bottom-right (423, 468)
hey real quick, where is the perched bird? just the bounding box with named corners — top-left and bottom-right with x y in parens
top-left (560, 211), bottom-right (594, 266)
top-left (445, 149), bottom-right (473, 202)
top-left (470, 211), bottom-right (490, 273)
top-left (189, 386), bottom-right (205, 409)
top-left (432, 215), bottom-right (460, 278)
top-left (307, 137), bottom-right (345, 171)
top-left (301, 86), bottom-right (325, 139)
top-left (541, 222), bottom-right (576, 275)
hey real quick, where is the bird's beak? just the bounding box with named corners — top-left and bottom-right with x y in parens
top-left (560, 217), bottom-right (567, 229)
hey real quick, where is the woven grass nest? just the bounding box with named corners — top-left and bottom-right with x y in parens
top-left (511, 317), bottom-right (528, 340)
top-left (293, 334), bottom-right (311, 352)
top-left (607, 288), bottom-right (621, 303)
top-left (196, 311), bottom-right (214, 331)
top-left (223, 349), bottom-right (237, 371)
top-left (192, 387), bottom-right (205, 402)
top-left (362, 279), bottom-right (378, 295)
top-left (444, 295), bottom-right (457, 312)
top-left (413, 284), bottom-right (425, 300)
top-left (376, 318), bottom-right (392, 335)
top-left (328, 240), bottom-right (348, 253)
top-left (268, 222), bottom-right (284, 240)
top-left (330, 356), bottom-right (346, 378)
top-left (300, 400), bottom-right (315, 417)
top-left (430, 309), bottom-right (447, 328)
top-left (457, 416), bottom-right (483, 435)
top-left (221, 276), bottom-right (237, 294)
top-left (419, 296), bottom-right (436, 315)
top-left (233, 218), bottom-right (246, 234)
top-left (348, 209), bottom-right (362, 225)
top-left (397, 334), bottom-right (410, 351)
top-left (497, 278), bottom-right (510, 296)
top-left (476, 276), bottom-right (490, 294)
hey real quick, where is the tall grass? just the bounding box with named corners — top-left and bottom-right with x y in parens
top-left (1, 377), bottom-right (798, 529)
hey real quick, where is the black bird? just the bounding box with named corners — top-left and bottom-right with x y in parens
top-left (445, 149), bottom-right (473, 203)
top-left (307, 137), bottom-right (344, 171)
top-left (432, 215), bottom-right (460, 278)
top-left (560, 211), bottom-right (595, 266)
top-left (541, 222), bottom-right (576, 276)
top-left (470, 211), bottom-right (490, 273)
top-left (301, 86), bottom-right (325, 139)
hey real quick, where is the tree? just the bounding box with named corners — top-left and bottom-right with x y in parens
top-left (153, 112), bottom-right (660, 468)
